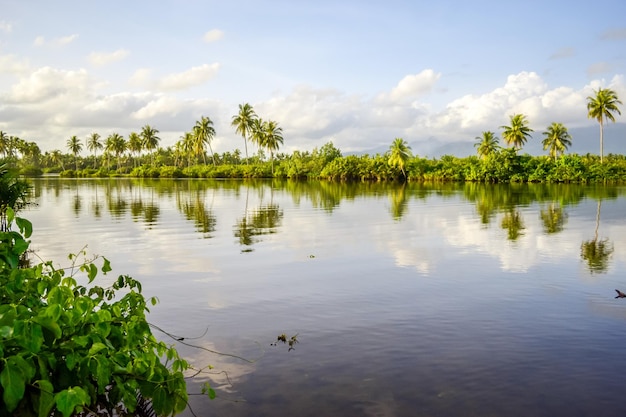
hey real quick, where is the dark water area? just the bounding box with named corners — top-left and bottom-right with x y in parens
top-left (25, 179), bottom-right (626, 416)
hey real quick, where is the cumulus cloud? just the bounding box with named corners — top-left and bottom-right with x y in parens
top-left (0, 55), bottom-right (30, 74)
top-left (0, 21), bottom-right (12, 33)
top-left (378, 69), bottom-right (441, 103)
top-left (88, 49), bottom-right (130, 66)
top-left (33, 34), bottom-right (79, 47)
top-left (203, 29), bottom-right (224, 43)
top-left (6, 66), bottom-right (91, 103)
top-left (156, 63), bottom-right (220, 90)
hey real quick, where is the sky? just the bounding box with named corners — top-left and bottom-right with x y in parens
top-left (1, 0), bottom-right (625, 157)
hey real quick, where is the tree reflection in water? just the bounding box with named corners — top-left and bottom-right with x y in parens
top-left (234, 204), bottom-right (283, 252)
top-left (580, 200), bottom-right (613, 274)
top-left (540, 203), bottom-right (567, 234)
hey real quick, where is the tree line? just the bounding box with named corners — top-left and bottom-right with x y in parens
top-left (0, 88), bottom-right (622, 182)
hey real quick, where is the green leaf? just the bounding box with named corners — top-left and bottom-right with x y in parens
top-left (1, 358), bottom-right (26, 411)
top-left (54, 386), bottom-right (89, 417)
top-left (151, 385), bottom-right (173, 415)
top-left (101, 257), bottom-right (112, 274)
top-left (36, 379), bottom-right (55, 417)
top-left (32, 315), bottom-right (62, 340)
top-left (87, 263), bottom-right (97, 283)
top-left (88, 342), bottom-right (108, 356)
top-left (15, 217), bottom-right (32, 238)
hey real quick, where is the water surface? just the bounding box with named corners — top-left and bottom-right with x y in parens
top-left (25, 179), bottom-right (626, 416)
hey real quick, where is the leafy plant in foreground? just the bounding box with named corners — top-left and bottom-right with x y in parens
top-left (0, 208), bottom-right (189, 416)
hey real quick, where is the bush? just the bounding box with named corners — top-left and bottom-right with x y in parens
top-left (0, 209), bottom-right (190, 416)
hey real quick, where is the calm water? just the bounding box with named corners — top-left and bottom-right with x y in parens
top-left (25, 178), bottom-right (626, 417)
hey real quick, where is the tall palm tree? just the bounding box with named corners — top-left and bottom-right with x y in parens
top-left (0, 131), bottom-right (9, 158)
top-left (49, 149), bottom-right (65, 171)
top-left (231, 103), bottom-right (257, 165)
top-left (66, 135), bottom-right (83, 171)
top-left (388, 137), bottom-right (412, 179)
top-left (586, 88), bottom-right (622, 163)
top-left (542, 122), bottom-right (572, 161)
top-left (86, 132), bottom-right (102, 169)
top-left (261, 120), bottom-right (283, 174)
top-left (193, 116), bottom-right (216, 166)
top-left (500, 114), bottom-right (533, 150)
top-left (474, 131), bottom-right (500, 160)
top-left (127, 132), bottom-right (143, 167)
top-left (106, 133), bottom-right (126, 169)
top-left (140, 125), bottom-right (160, 165)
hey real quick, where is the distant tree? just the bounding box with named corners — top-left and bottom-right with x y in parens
top-left (388, 137), bottom-right (412, 179)
top-left (193, 116), bottom-right (216, 166)
top-left (140, 125), bottom-right (160, 165)
top-left (542, 122), bottom-right (572, 161)
top-left (49, 149), bottom-right (65, 171)
top-left (0, 131), bottom-right (8, 158)
top-left (586, 88), bottom-right (622, 163)
top-left (500, 114), bottom-right (533, 150)
top-left (127, 132), bottom-right (143, 167)
top-left (66, 135), bottom-right (83, 170)
top-left (231, 103), bottom-right (257, 164)
top-left (106, 133), bottom-right (127, 169)
top-left (86, 132), bottom-right (102, 169)
top-left (260, 120), bottom-right (284, 174)
top-left (474, 131), bottom-right (500, 159)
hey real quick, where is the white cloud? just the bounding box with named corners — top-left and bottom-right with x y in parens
top-left (0, 55), bottom-right (30, 75)
top-left (88, 49), bottom-right (130, 67)
top-left (6, 66), bottom-right (90, 103)
top-left (203, 29), bottom-right (224, 43)
top-left (156, 63), bottom-right (220, 90)
top-left (131, 96), bottom-right (182, 119)
top-left (33, 34), bottom-right (79, 47)
top-left (129, 68), bottom-right (152, 86)
top-left (378, 69), bottom-right (441, 103)
top-left (0, 21), bottom-right (12, 33)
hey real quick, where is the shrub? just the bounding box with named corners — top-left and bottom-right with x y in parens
top-left (0, 209), bottom-right (190, 416)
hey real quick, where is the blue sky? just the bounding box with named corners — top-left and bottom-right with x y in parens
top-left (0, 0), bottom-right (625, 156)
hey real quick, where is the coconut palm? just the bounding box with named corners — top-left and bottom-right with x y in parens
top-left (106, 133), bottom-right (126, 169)
top-left (388, 137), bottom-right (412, 179)
top-left (586, 88), bottom-right (622, 163)
top-left (0, 131), bottom-right (9, 158)
top-left (260, 120), bottom-right (283, 174)
top-left (66, 135), bottom-right (83, 170)
top-left (49, 150), bottom-right (65, 171)
top-left (86, 133), bottom-right (102, 169)
top-left (140, 125), bottom-right (160, 164)
top-left (193, 116), bottom-right (216, 166)
top-left (474, 131), bottom-right (500, 160)
top-left (231, 103), bottom-right (257, 165)
top-left (500, 114), bottom-right (533, 150)
top-left (250, 118), bottom-right (265, 152)
top-left (127, 132), bottom-right (143, 167)
top-left (542, 122), bottom-right (572, 161)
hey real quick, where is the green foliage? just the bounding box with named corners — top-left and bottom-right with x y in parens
top-left (0, 211), bottom-right (189, 416)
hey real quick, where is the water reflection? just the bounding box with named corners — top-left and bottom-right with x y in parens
top-left (234, 204), bottom-right (283, 252)
top-left (580, 200), bottom-right (614, 274)
top-left (540, 203), bottom-right (567, 234)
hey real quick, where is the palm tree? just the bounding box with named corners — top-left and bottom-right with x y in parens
top-left (86, 133), bottom-right (102, 169)
top-left (66, 135), bottom-right (83, 170)
top-left (140, 125), bottom-right (160, 165)
top-left (586, 88), bottom-right (622, 163)
top-left (49, 149), bottom-right (65, 171)
top-left (261, 120), bottom-right (283, 174)
top-left (106, 133), bottom-right (126, 169)
top-left (231, 103), bottom-right (257, 165)
top-left (193, 116), bottom-right (216, 166)
top-left (542, 122), bottom-right (572, 161)
top-left (388, 137), bottom-right (412, 179)
top-left (127, 132), bottom-right (143, 167)
top-left (0, 131), bottom-right (9, 158)
top-left (474, 131), bottom-right (500, 159)
top-left (500, 114), bottom-right (533, 150)
top-left (250, 118), bottom-right (265, 154)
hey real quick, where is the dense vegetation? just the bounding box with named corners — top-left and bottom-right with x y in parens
top-left (0, 172), bottom-right (200, 415)
top-left (0, 88), bottom-right (623, 182)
